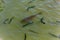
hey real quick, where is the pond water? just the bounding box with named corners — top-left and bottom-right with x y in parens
top-left (0, 0), bottom-right (60, 40)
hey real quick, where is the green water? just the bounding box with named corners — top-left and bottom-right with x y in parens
top-left (0, 0), bottom-right (60, 40)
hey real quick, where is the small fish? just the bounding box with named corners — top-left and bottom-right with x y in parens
top-left (24, 34), bottom-right (26, 40)
top-left (29, 30), bottom-right (38, 34)
top-left (23, 21), bottom-right (33, 27)
top-left (3, 17), bottom-right (14, 24)
top-left (21, 13), bottom-right (41, 23)
top-left (8, 17), bottom-right (14, 24)
top-left (48, 33), bottom-right (57, 38)
top-left (27, 6), bottom-right (35, 11)
top-left (40, 17), bottom-right (45, 24)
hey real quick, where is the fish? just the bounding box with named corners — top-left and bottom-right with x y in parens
top-left (23, 21), bottom-right (33, 27)
top-left (3, 17), bottom-right (14, 24)
top-left (21, 12), bottom-right (42, 24)
top-left (27, 6), bottom-right (35, 11)
top-left (29, 29), bottom-right (38, 34)
top-left (8, 17), bottom-right (14, 24)
top-left (40, 17), bottom-right (45, 24)
top-left (48, 33), bottom-right (57, 38)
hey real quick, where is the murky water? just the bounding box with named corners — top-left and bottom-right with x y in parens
top-left (0, 0), bottom-right (60, 40)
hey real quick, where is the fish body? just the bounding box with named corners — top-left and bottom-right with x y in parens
top-left (21, 13), bottom-right (41, 23)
